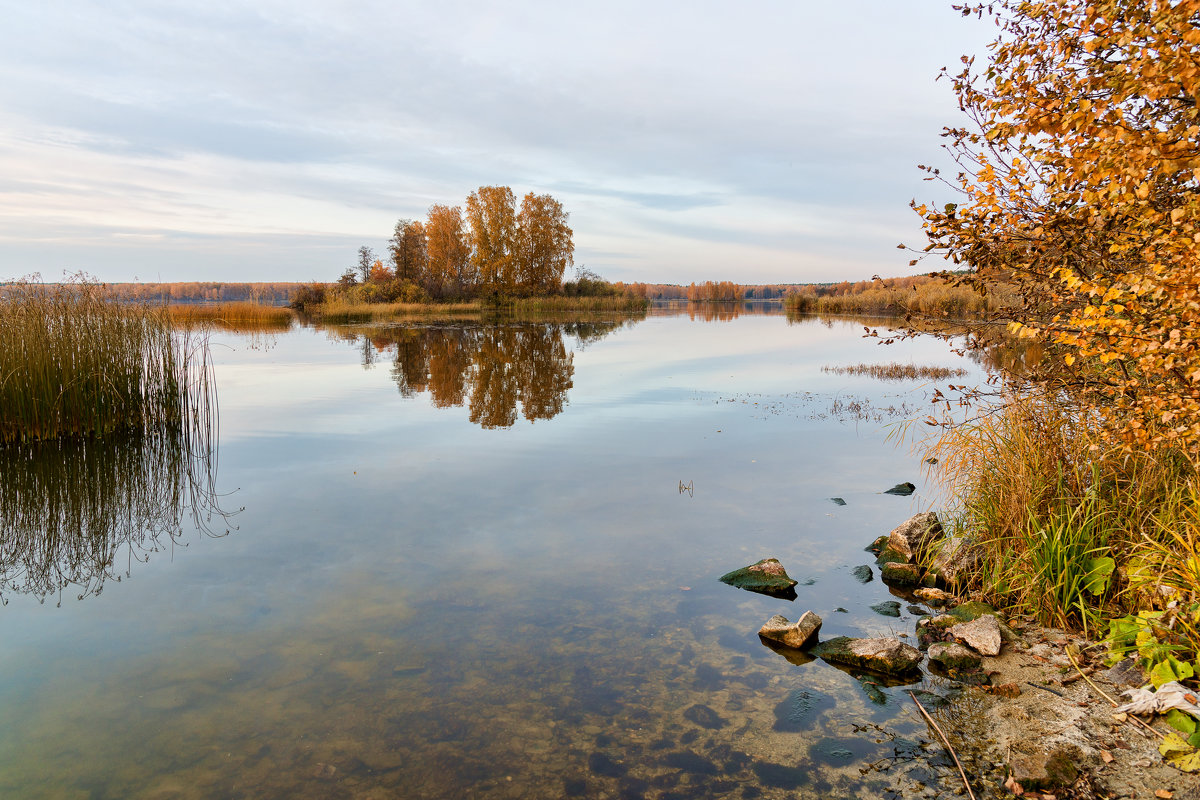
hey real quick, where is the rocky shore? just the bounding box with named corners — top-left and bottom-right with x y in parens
top-left (725, 512), bottom-right (1200, 799)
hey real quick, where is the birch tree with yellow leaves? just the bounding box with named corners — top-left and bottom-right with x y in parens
top-left (917, 0), bottom-right (1200, 451)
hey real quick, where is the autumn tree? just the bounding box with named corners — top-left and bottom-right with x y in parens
top-left (390, 219), bottom-right (428, 284)
top-left (465, 186), bottom-right (518, 293)
top-left (916, 0), bottom-right (1200, 451)
top-left (425, 204), bottom-right (472, 297)
top-left (515, 192), bottom-right (574, 294)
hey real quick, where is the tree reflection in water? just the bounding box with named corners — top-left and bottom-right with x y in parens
top-left (0, 401), bottom-right (233, 605)
top-left (336, 320), bottom-right (635, 428)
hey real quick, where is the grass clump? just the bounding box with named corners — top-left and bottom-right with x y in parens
top-left (925, 392), bottom-right (1200, 649)
top-left (823, 363), bottom-right (968, 381)
top-left (0, 279), bottom-right (210, 445)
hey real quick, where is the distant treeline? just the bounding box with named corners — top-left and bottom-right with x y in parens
top-left (99, 282), bottom-right (306, 306)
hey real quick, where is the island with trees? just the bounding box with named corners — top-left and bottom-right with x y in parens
top-left (292, 185), bottom-right (647, 317)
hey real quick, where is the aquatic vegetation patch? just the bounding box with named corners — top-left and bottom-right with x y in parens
top-left (822, 362), bottom-right (968, 381)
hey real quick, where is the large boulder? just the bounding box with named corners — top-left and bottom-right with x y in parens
top-left (887, 512), bottom-right (945, 561)
top-left (758, 611), bottom-right (822, 649)
top-left (811, 636), bottom-right (923, 676)
top-left (928, 536), bottom-right (982, 587)
top-left (719, 558), bottom-right (798, 599)
top-left (947, 614), bottom-right (1002, 656)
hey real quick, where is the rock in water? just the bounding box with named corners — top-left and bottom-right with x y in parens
top-left (883, 482), bottom-right (916, 496)
top-left (927, 642), bottom-right (982, 671)
top-left (719, 558), bottom-right (798, 599)
top-left (758, 611), bottom-right (822, 649)
top-left (850, 565), bottom-right (874, 583)
top-left (830, 497), bottom-right (847, 506)
top-left (914, 587), bottom-right (955, 606)
top-left (886, 512), bottom-right (945, 561)
top-left (947, 614), bottom-right (1002, 656)
top-left (811, 636), bottom-right (923, 675)
top-left (870, 601), bottom-right (901, 618)
top-left (881, 562), bottom-right (920, 586)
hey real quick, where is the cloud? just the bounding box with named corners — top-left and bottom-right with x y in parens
top-left (0, 1), bottom-right (993, 283)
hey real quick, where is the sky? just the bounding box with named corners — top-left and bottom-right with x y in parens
top-left (0, 1), bottom-right (994, 285)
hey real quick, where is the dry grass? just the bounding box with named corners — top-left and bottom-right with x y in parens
top-left (168, 302), bottom-right (293, 332)
top-left (787, 280), bottom-right (1016, 319)
top-left (0, 280), bottom-right (213, 445)
top-left (921, 391), bottom-right (1199, 641)
top-left (822, 363), bottom-right (968, 381)
top-left (313, 299), bottom-right (483, 323)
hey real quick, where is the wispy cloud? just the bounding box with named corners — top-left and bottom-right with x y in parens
top-left (0, 1), bottom-right (991, 283)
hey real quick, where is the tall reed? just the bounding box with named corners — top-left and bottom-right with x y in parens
top-left (0, 280), bottom-right (209, 444)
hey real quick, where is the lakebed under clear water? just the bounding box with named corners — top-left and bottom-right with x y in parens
top-left (0, 309), bottom-right (992, 798)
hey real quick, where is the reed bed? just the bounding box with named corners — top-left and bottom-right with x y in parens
top-left (786, 281), bottom-right (1013, 318)
top-left (315, 299), bottom-right (483, 323)
top-left (822, 363), bottom-right (968, 381)
top-left (167, 302), bottom-right (293, 332)
top-left (0, 280), bottom-right (211, 445)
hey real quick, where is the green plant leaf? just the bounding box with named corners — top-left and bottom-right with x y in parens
top-left (1152, 659), bottom-right (1181, 689)
top-left (1170, 654), bottom-right (1196, 682)
top-left (1084, 556), bottom-right (1115, 595)
top-left (1168, 709), bottom-right (1198, 735)
top-left (1188, 731), bottom-right (1200, 749)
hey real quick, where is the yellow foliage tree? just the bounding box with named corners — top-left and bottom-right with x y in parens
top-left (465, 186), bottom-right (518, 293)
top-left (516, 192), bottom-right (574, 294)
top-left (918, 0), bottom-right (1200, 451)
top-left (425, 204), bottom-right (472, 298)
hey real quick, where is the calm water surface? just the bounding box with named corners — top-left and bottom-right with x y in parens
top-left (0, 310), bottom-right (989, 799)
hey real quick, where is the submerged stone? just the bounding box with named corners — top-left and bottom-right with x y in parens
top-left (682, 703), bottom-right (727, 730)
top-left (811, 636), bottom-right (923, 676)
top-left (772, 688), bottom-right (834, 732)
top-left (719, 558), bottom-right (798, 599)
top-left (886, 512), bottom-right (944, 561)
top-left (883, 482), bottom-right (917, 496)
top-left (881, 562), bottom-right (920, 586)
top-left (850, 565), bottom-right (874, 583)
top-left (588, 752), bottom-right (626, 777)
top-left (758, 611), bottom-right (822, 649)
top-left (830, 497), bottom-right (847, 506)
top-left (662, 750), bottom-right (718, 775)
top-left (752, 761), bottom-right (809, 789)
top-left (870, 600), bottom-right (901, 618)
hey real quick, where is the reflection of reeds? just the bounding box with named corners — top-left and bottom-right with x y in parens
top-left (0, 378), bottom-right (227, 603)
top-left (168, 302), bottom-right (293, 332)
top-left (0, 280), bottom-right (203, 444)
top-left (822, 363), bottom-right (968, 381)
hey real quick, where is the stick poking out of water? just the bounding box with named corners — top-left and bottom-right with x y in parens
top-left (908, 691), bottom-right (977, 800)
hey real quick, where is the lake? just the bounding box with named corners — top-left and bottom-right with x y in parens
top-left (0, 307), bottom-right (989, 798)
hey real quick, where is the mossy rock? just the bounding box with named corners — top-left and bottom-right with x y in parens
top-left (865, 535), bottom-right (890, 554)
top-left (920, 571), bottom-right (940, 588)
top-left (875, 546), bottom-right (911, 567)
top-left (946, 601), bottom-right (997, 622)
top-left (870, 600), bottom-right (901, 618)
top-left (810, 636), bottom-right (923, 676)
top-left (927, 642), bottom-right (982, 671)
top-left (881, 562), bottom-right (920, 586)
top-left (719, 558), bottom-right (798, 599)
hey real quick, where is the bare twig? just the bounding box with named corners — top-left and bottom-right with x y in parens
top-left (909, 691), bottom-right (978, 800)
top-left (1064, 647), bottom-right (1165, 741)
